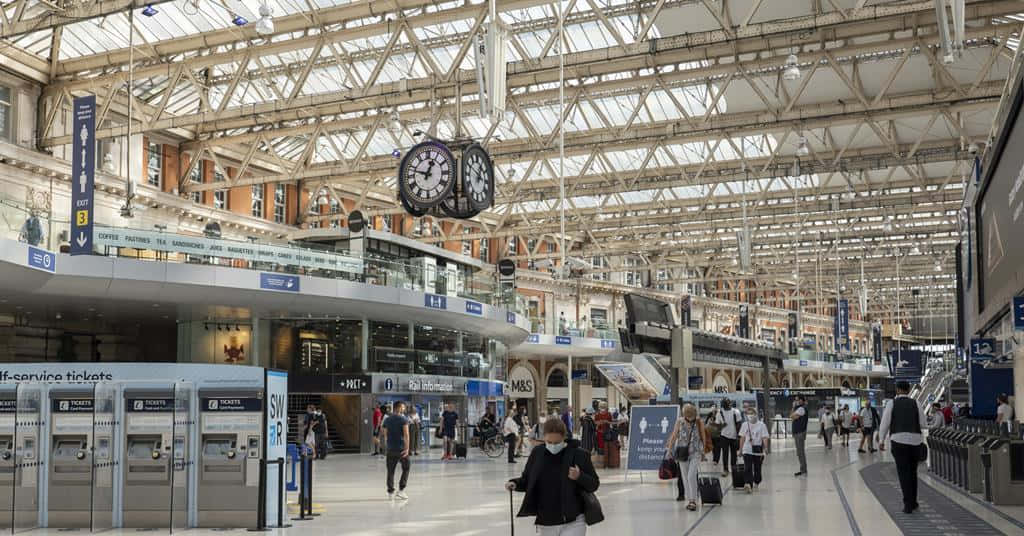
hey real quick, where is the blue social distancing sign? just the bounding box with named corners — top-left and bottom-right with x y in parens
top-left (626, 405), bottom-right (680, 471)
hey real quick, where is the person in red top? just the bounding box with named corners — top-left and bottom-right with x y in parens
top-left (594, 402), bottom-right (613, 452)
top-left (941, 403), bottom-right (954, 425)
top-left (372, 405), bottom-right (384, 456)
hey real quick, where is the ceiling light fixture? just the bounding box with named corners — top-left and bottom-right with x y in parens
top-left (388, 110), bottom-right (402, 135)
top-left (796, 136), bottom-right (810, 157)
top-left (934, 261), bottom-right (943, 272)
top-left (141, 4), bottom-right (158, 16)
top-left (910, 245), bottom-right (921, 255)
top-left (783, 53), bottom-right (801, 81)
top-left (255, 2), bottom-right (274, 35)
top-left (883, 216), bottom-right (893, 232)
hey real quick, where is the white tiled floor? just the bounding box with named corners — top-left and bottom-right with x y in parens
top-left (28, 435), bottom-right (1024, 535)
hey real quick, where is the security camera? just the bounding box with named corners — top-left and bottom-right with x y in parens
top-left (968, 142), bottom-right (979, 156)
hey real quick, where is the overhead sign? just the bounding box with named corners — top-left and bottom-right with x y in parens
top-left (872, 324), bottom-right (882, 363)
top-left (264, 370), bottom-right (288, 527)
top-left (335, 374), bottom-right (372, 393)
top-left (893, 350), bottom-right (924, 380)
top-left (347, 210), bottom-right (365, 234)
top-left (498, 259), bottom-right (516, 288)
top-left (465, 301), bottom-right (483, 315)
top-left (94, 227), bottom-right (363, 274)
top-left (506, 312), bottom-right (516, 324)
top-left (554, 336), bottom-right (571, 345)
top-left (52, 398), bottom-right (94, 413)
top-left (738, 304), bottom-right (749, 338)
top-left (1013, 296), bottom-right (1024, 331)
top-left (680, 296), bottom-right (692, 327)
top-left (600, 339), bottom-right (616, 349)
top-left (836, 298), bottom-right (850, 350)
top-left (594, 363), bottom-right (659, 401)
top-left (526, 334), bottom-right (540, 343)
top-left (126, 398), bottom-right (174, 412)
top-left (626, 405), bottom-right (679, 471)
top-left (70, 95), bottom-right (96, 255)
top-left (970, 338), bottom-right (996, 361)
top-left (259, 273), bottom-right (299, 292)
top-left (507, 366), bottom-right (535, 398)
top-left (424, 294), bottom-right (447, 310)
top-left (26, 246), bottom-right (55, 273)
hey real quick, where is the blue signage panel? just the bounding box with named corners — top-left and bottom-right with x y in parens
top-left (893, 350), bottom-right (924, 380)
top-left (970, 338), bottom-right (996, 361)
top-left (837, 298), bottom-right (850, 350)
top-left (799, 360), bottom-right (808, 367)
top-left (554, 336), bottom-right (572, 345)
top-left (70, 95), bottom-right (96, 256)
top-left (26, 246), bottom-right (55, 273)
top-left (600, 339), bottom-right (616, 349)
top-left (526, 334), bottom-right (540, 343)
top-left (259, 273), bottom-right (299, 292)
top-left (1013, 296), bottom-right (1024, 331)
top-left (626, 405), bottom-right (680, 471)
top-left (424, 294), bottom-right (447, 310)
top-left (506, 311), bottom-right (516, 324)
top-left (465, 301), bottom-right (483, 315)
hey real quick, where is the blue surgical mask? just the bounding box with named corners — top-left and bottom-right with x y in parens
top-left (545, 442), bottom-right (566, 455)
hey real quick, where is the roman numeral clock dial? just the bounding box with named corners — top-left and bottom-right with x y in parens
top-left (398, 141), bottom-right (457, 210)
top-left (462, 143), bottom-right (494, 212)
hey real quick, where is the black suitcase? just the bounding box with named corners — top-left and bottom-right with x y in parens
top-left (698, 476), bottom-right (723, 504)
top-left (732, 464), bottom-right (746, 489)
top-left (455, 443), bottom-right (468, 458)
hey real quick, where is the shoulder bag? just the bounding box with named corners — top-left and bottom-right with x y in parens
top-left (912, 404), bottom-right (928, 463)
top-left (747, 422), bottom-right (764, 454)
top-left (705, 411), bottom-right (722, 439)
top-left (581, 491), bottom-right (604, 525)
top-left (674, 422), bottom-right (694, 462)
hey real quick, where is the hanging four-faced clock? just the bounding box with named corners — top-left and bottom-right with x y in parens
top-left (461, 143), bottom-right (494, 212)
top-left (398, 141), bottom-right (457, 209)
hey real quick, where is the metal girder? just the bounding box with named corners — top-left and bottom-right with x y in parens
top-left (0, 0), bottom-right (176, 38)
top-left (38, 2), bottom-right (1017, 147)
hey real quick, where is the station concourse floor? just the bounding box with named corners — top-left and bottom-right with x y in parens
top-left (32, 436), bottom-right (1024, 535)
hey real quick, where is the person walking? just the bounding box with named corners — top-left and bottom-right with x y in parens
top-left (505, 418), bottom-right (600, 536)
top-left (839, 405), bottom-right (854, 447)
top-left (580, 409), bottom-right (597, 454)
top-left (878, 381), bottom-right (929, 514)
top-left (713, 398), bottom-right (742, 478)
top-left (371, 404), bottom-right (384, 456)
top-left (738, 407), bottom-right (770, 493)
top-left (408, 406), bottom-right (421, 456)
top-left (666, 404), bottom-right (707, 511)
top-left (941, 402), bottom-right (954, 425)
top-left (313, 407), bottom-right (329, 459)
top-left (791, 395), bottom-right (809, 477)
top-left (441, 403), bottom-right (459, 460)
top-left (381, 401), bottom-right (411, 500)
top-left (927, 403), bottom-right (945, 430)
top-left (996, 394), bottom-right (1014, 433)
top-left (504, 411), bottom-right (521, 464)
top-left (821, 405), bottom-right (836, 450)
top-left (562, 405), bottom-right (575, 441)
top-left (858, 401), bottom-right (880, 453)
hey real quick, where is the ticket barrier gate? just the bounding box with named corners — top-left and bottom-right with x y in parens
top-left (197, 390), bottom-right (262, 528)
top-left (47, 392), bottom-right (96, 528)
top-left (986, 437), bottom-right (1024, 505)
top-left (122, 391), bottom-right (187, 528)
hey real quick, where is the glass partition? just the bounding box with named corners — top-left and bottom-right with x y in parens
top-left (170, 382), bottom-right (193, 530)
top-left (90, 382), bottom-right (118, 531)
top-left (13, 383), bottom-right (43, 532)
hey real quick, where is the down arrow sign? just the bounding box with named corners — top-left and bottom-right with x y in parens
top-left (76, 232), bottom-right (88, 248)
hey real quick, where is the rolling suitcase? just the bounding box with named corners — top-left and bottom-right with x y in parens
top-left (732, 464), bottom-right (746, 489)
top-left (698, 475), bottom-right (723, 504)
top-left (455, 443), bottom-right (468, 458)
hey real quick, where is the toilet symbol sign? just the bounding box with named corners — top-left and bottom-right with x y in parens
top-left (626, 405), bottom-right (680, 471)
top-left (70, 95), bottom-right (95, 256)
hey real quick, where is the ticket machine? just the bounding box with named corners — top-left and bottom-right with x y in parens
top-left (197, 390), bottom-right (262, 528)
top-left (0, 397), bottom-right (15, 529)
top-left (47, 392), bottom-right (95, 528)
top-left (122, 390), bottom-right (185, 528)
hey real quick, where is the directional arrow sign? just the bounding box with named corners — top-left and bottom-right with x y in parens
top-left (1013, 296), bottom-right (1024, 331)
top-left (70, 95), bottom-right (96, 256)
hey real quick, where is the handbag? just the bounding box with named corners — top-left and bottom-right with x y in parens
top-left (705, 412), bottom-right (722, 440)
top-left (434, 425), bottom-right (444, 439)
top-left (917, 443), bottom-right (928, 463)
top-left (746, 421), bottom-right (765, 454)
top-left (659, 457), bottom-right (680, 480)
top-left (674, 423), bottom-right (694, 462)
top-left (581, 491), bottom-right (604, 525)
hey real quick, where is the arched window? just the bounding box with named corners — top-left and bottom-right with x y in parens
top-left (547, 368), bottom-right (568, 387)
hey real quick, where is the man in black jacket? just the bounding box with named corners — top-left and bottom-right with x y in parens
top-left (506, 418), bottom-right (600, 535)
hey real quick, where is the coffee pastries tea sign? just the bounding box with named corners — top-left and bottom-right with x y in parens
top-left (398, 141), bottom-right (457, 210)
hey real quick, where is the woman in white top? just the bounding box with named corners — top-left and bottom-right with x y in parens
top-left (840, 405), bottom-right (854, 446)
top-left (666, 404), bottom-right (707, 511)
top-left (737, 408), bottom-right (770, 493)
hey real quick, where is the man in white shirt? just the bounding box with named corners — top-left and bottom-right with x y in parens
top-left (995, 394), bottom-right (1014, 433)
top-left (878, 381), bottom-right (929, 514)
top-left (503, 413), bottom-right (520, 464)
top-left (715, 398), bottom-right (743, 477)
top-left (858, 401), bottom-right (880, 453)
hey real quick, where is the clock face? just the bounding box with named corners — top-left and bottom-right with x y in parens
top-left (398, 141), bottom-right (456, 209)
top-left (462, 144), bottom-right (494, 211)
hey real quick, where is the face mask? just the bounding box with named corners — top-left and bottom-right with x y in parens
top-left (545, 442), bottom-right (566, 455)
top-left (747, 414), bottom-right (757, 423)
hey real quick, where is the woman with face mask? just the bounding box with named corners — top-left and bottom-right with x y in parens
top-left (665, 404), bottom-right (706, 511)
top-left (737, 409), bottom-right (770, 493)
top-left (505, 417), bottom-right (601, 535)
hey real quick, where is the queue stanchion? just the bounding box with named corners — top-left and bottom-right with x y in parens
top-left (249, 460), bottom-right (270, 531)
top-left (272, 457), bottom-right (292, 528)
top-left (291, 452), bottom-right (312, 522)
